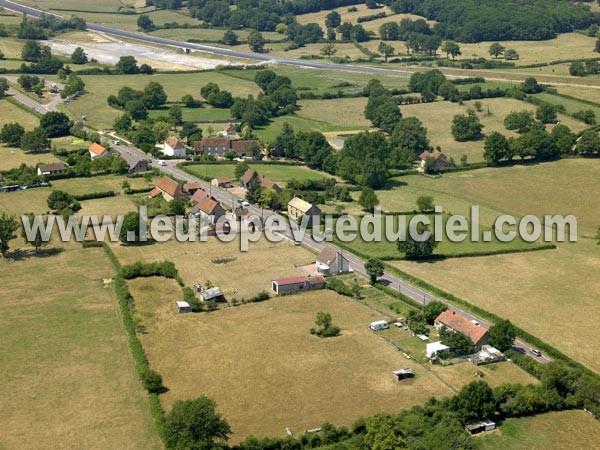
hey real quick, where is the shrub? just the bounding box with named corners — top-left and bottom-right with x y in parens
top-left (141, 368), bottom-right (163, 393)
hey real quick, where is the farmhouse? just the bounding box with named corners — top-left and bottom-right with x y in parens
top-left (194, 137), bottom-right (231, 158)
top-left (288, 197), bottom-right (321, 221)
top-left (148, 176), bottom-right (186, 201)
top-left (271, 275), bottom-right (326, 295)
top-left (212, 177), bottom-right (232, 188)
top-left (316, 246), bottom-right (351, 276)
top-left (163, 136), bottom-right (188, 158)
top-left (37, 162), bottom-right (67, 176)
top-left (89, 143), bottom-right (110, 160)
top-left (231, 140), bottom-right (260, 157)
top-left (239, 169), bottom-right (282, 193)
top-left (191, 196), bottom-right (226, 223)
top-left (418, 150), bottom-right (454, 171)
top-left (434, 310), bottom-right (490, 350)
top-left (119, 152), bottom-right (148, 174)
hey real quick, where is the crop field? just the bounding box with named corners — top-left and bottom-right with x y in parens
top-left (387, 159), bottom-right (600, 371)
top-left (183, 163), bottom-right (332, 183)
top-left (479, 410), bottom-right (600, 450)
top-left (110, 237), bottom-right (318, 299)
top-left (126, 283), bottom-right (457, 441)
top-left (0, 242), bottom-right (161, 450)
top-left (60, 72), bottom-right (261, 130)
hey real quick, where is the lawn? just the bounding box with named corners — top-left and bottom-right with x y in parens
top-left (110, 237), bottom-right (318, 299)
top-left (479, 410), bottom-right (600, 450)
top-left (0, 242), bottom-right (161, 449)
top-left (61, 72), bottom-right (261, 130)
top-left (127, 283), bottom-right (457, 441)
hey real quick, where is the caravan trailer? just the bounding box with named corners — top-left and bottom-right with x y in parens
top-left (370, 320), bottom-right (389, 331)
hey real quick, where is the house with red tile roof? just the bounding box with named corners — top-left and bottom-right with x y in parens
top-left (89, 143), bottom-right (110, 160)
top-left (434, 310), bottom-right (490, 350)
top-left (148, 176), bottom-right (186, 202)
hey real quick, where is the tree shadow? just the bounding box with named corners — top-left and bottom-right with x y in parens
top-left (384, 178), bottom-right (407, 189)
top-left (6, 246), bottom-right (64, 261)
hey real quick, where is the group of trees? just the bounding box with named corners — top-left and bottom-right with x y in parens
top-left (310, 311), bottom-right (340, 338)
top-left (230, 70), bottom-right (298, 127)
top-left (1, 112), bottom-right (70, 153)
top-left (364, 79), bottom-right (402, 133)
top-left (17, 14), bottom-right (85, 40)
top-left (200, 82), bottom-right (234, 108)
top-left (116, 55), bottom-right (154, 75)
top-left (19, 40), bottom-right (64, 75)
top-left (107, 81), bottom-right (168, 119)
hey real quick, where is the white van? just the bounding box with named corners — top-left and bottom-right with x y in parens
top-left (158, 160), bottom-right (167, 167)
top-left (370, 320), bottom-right (389, 331)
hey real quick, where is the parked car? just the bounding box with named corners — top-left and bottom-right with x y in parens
top-left (241, 201), bottom-right (250, 207)
top-left (531, 349), bottom-right (542, 357)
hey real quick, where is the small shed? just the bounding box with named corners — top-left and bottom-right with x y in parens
top-left (175, 301), bottom-right (192, 314)
top-left (200, 286), bottom-right (226, 303)
top-left (392, 369), bottom-right (414, 381)
top-left (465, 420), bottom-right (496, 435)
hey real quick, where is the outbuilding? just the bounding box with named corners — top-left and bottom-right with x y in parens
top-left (392, 369), bottom-right (414, 381)
top-left (175, 301), bottom-right (192, 313)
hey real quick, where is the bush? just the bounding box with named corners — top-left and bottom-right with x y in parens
top-left (141, 368), bottom-right (163, 393)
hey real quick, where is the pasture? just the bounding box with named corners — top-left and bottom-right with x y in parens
top-left (61, 72), bottom-right (261, 130)
top-left (110, 237), bottom-right (317, 299)
top-left (0, 242), bottom-right (161, 450)
top-left (183, 163), bottom-right (332, 184)
top-left (127, 283), bottom-right (457, 441)
top-left (297, 98), bottom-right (371, 128)
top-left (0, 148), bottom-right (61, 171)
top-left (479, 410), bottom-right (600, 450)
top-left (387, 159), bottom-right (600, 371)
top-left (0, 99), bottom-right (40, 130)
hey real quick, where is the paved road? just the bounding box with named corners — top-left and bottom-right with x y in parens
top-left (5, 76), bottom-right (64, 114)
top-left (104, 138), bottom-right (550, 364)
top-left (0, 0), bottom-right (414, 78)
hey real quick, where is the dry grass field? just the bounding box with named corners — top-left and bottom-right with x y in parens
top-left (110, 237), bottom-right (318, 299)
top-left (296, 4), bottom-right (434, 34)
top-left (430, 361), bottom-right (537, 392)
top-left (456, 33), bottom-right (599, 66)
top-left (479, 410), bottom-right (600, 450)
top-left (0, 149), bottom-right (61, 171)
top-left (0, 242), bottom-right (161, 450)
top-left (268, 42), bottom-right (367, 59)
top-left (297, 98), bottom-right (371, 128)
top-left (0, 99), bottom-right (40, 130)
top-left (127, 282), bottom-right (456, 441)
top-left (400, 98), bottom-right (586, 162)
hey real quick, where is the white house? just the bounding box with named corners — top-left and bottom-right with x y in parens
top-left (163, 136), bottom-right (188, 158)
top-left (316, 246), bottom-right (351, 276)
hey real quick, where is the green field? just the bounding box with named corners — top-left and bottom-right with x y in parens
top-left (183, 162), bottom-right (332, 183)
top-left (60, 72), bottom-right (261, 130)
top-left (0, 242), bottom-right (161, 450)
top-left (479, 410), bottom-right (600, 450)
top-left (149, 105), bottom-right (233, 122)
top-left (323, 213), bottom-right (551, 260)
top-left (0, 99), bottom-right (40, 130)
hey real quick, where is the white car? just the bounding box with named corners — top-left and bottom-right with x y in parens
top-left (112, 140), bottom-right (120, 145)
top-left (158, 160), bottom-right (167, 167)
top-left (241, 201), bottom-right (250, 207)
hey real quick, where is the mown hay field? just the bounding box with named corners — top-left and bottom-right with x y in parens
top-left (0, 242), bottom-right (161, 450)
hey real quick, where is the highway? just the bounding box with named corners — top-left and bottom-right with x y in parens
top-left (0, 0), bottom-right (415, 77)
